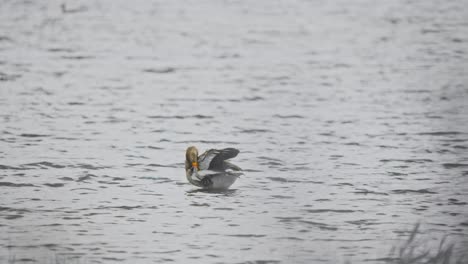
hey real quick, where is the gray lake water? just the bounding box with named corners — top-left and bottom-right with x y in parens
top-left (1, 0), bottom-right (468, 263)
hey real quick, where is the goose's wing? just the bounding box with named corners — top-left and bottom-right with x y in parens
top-left (224, 161), bottom-right (242, 171)
top-left (198, 148), bottom-right (239, 171)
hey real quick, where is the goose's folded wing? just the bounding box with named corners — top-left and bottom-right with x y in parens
top-left (198, 148), bottom-right (239, 171)
top-left (196, 170), bottom-right (243, 188)
top-left (191, 170), bottom-right (221, 188)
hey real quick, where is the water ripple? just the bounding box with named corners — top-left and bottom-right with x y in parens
top-left (1, 0), bottom-right (467, 263)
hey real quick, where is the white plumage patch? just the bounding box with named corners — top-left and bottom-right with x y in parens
top-left (198, 151), bottom-right (219, 170)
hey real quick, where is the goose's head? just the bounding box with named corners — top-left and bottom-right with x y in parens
top-left (185, 146), bottom-right (199, 173)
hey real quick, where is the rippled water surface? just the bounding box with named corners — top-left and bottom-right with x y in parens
top-left (1, 0), bottom-right (468, 263)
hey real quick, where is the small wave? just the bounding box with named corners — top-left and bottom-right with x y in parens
top-left (417, 131), bottom-right (465, 136)
top-left (259, 157), bottom-right (284, 167)
top-left (273, 114), bottom-right (305, 119)
top-left (151, 177), bottom-right (173, 183)
top-left (213, 207), bottom-right (234, 210)
top-left (44, 183), bottom-right (65, 187)
top-left (378, 145), bottom-right (399, 149)
top-left (275, 216), bottom-right (302, 223)
top-left (5, 214), bottom-right (24, 220)
top-left (448, 198), bottom-right (467, 205)
top-left (77, 174), bottom-right (96, 182)
top-left (58, 177), bottom-right (74, 181)
top-left (140, 145), bottom-right (163, 150)
top-left (70, 188), bottom-right (98, 191)
top-left (314, 199), bottom-right (331, 202)
top-left (0, 182), bottom-right (34, 187)
top-left (305, 209), bottom-right (357, 213)
top-left (258, 156), bottom-right (283, 162)
top-left (53, 136), bottom-right (80, 141)
top-left (147, 163), bottom-right (177, 168)
top-left (97, 205), bottom-right (143, 210)
top-left (277, 236), bottom-right (304, 241)
top-left (101, 257), bottom-right (125, 262)
top-left (316, 238), bottom-right (373, 242)
top-left (0, 36), bottom-right (13, 42)
top-left (142, 67), bottom-right (176, 74)
top-left (19, 133), bottom-right (50, 138)
top-left (453, 145), bottom-right (467, 149)
top-left (190, 203), bottom-right (210, 207)
top-left (346, 219), bottom-right (378, 226)
top-left (148, 114), bottom-right (213, 119)
top-left (343, 142), bottom-right (362, 146)
top-left (98, 180), bottom-right (120, 185)
top-left (402, 89), bottom-right (432, 93)
top-left (67, 101), bottom-right (85, 105)
top-left (442, 163), bottom-right (468, 169)
top-left (0, 72), bottom-right (21, 82)
top-left (262, 161), bottom-right (283, 166)
top-left (194, 98), bottom-right (240, 102)
top-left (426, 113), bottom-right (445, 119)
top-left (47, 47), bottom-right (75, 53)
top-left (271, 195), bottom-right (294, 199)
top-left (153, 250), bottom-right (181, 254)
top-left (243, 96), bottom-right (264, 101)
top-left (387, 172), bottom-right (407, 176)
top-left (299, 220), bottom-right (338, 231)
top-left (0, 206), bottom-right (30, 213)
top-left (267, 177), bottom-right (289, 183)
top-left (226, 234), bottom-right (266, 238)
top-left (23, 161), bottom-right (66, 169)
top-left (62, 217), bottom-right (82, 220)
top-left (392, 189), bottom-right (436, 194)
top-left (238, 128), bottom-right (272, 134)
top-left (242, 169), bottom-right (263, 172)
top-left (97, 85), bottom-right (131, 90)
top-left (38, 223), bottom-right (62, 227)
top-left (353, 188), bottom-right (389, 196)
top-left (110, 177), bottom-right (125, 181)
top-left (0, 164), bottom-right (27, 170)
top-left (380, 159), bottom-right (433, 163)
top-left (61, 55), bottom-right (95, 60)
top-left (335, 182), bottom-right (354, 186)
top-left (73, 164), bottom-right (111, 170)
top-left (266, 177), bottom-right (320, 184)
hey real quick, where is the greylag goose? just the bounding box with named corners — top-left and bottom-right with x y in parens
top-left (185, 146), bottom-right (242, 190)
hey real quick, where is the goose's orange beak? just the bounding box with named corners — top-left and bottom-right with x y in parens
top-left (192, 162), bottom-right (198, 169)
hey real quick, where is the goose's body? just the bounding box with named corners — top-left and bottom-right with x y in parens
top-left (185, 147), bottom-right (242, 190)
